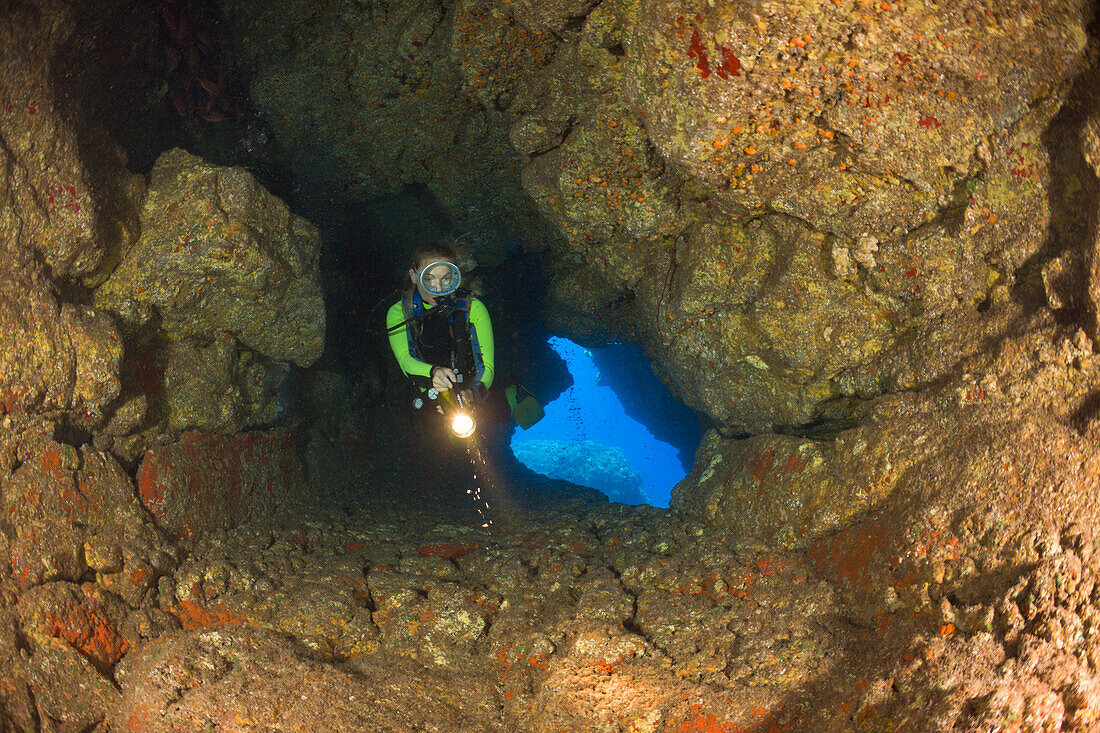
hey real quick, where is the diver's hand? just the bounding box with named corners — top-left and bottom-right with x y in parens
top-left (431, 366), bottom-right (457, 392)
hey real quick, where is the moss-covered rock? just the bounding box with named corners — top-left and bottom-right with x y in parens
top-left (135, 429), bottom-right (305, 540)
top-left (623, 0), bottom-right (1088, 241)
top-left (96, 148), bottom-right (324, 367)
top-left (677, 309), bottom-right (1100, 629)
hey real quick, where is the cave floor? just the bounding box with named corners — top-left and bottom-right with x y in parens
top-left (105, 452), bottom-right (899, 733)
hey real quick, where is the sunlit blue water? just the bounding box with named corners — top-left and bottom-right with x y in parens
top-left (510, 337), bottom-right (693, 508)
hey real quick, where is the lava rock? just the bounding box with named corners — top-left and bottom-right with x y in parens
top-left (136, 428), bottom-right (305, 540)
top-left (112, 626), bottom-right (500, 732)
top-left (96, 148), bottom-right (325, 367)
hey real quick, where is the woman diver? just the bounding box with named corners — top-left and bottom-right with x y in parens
top-left (386, 242), bottom-right (495, 431)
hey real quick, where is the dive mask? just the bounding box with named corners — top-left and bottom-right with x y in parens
top-left (419, 261), bottom-right (461, 298)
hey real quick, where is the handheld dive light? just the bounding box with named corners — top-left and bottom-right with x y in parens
top-left (440, 388), bottom-right (477, 439)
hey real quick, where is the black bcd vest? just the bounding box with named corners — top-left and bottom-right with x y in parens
top-left (401, 290), bottom-right (475, 387)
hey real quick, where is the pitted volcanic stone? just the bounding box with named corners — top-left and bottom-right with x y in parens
top-left (136, 428), bottom-right (304, 540)
top-left (96, 148), bottom-right (324, 367)
top-left (0, 0), bottom-right (143, 282)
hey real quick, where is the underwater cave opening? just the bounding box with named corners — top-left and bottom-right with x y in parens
top-left (509, 336), bottom-right (702, 509)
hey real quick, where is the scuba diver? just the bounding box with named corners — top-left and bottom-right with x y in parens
top-left (386, 242), bottom-right (495, 439)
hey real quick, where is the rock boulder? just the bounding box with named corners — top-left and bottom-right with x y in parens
top-left (96, 148), bottom-right (325, 367)
top-left (136, 429), bottom-right (305, 539)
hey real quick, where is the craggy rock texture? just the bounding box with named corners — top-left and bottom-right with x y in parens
top-left (91, 148), bottom-right (320, 450)
top-left (677, 305), bottom-right (1100, 623)
top-left (0, 289), bottom-right (125, 427)
top-left (625, 0), bottom-right (1084, 240)
top-left (0, 0), bottom-right (144, 284)
top-left (0, 9), bottom-right (327, 727)
top-left (0, 428), bottom-right (183, 731)
top-left (0, 423), bottom-right (310, 730)
top-left (109, 497), bottom-right (851, 732)
top-left (1082, 68), bottom-right (1100, 339)
top-left (110, 627), bottom-right (500, 732)
top-left (331, 0), bottom-right (1096, 432)
top-left (99, 476), bottom-right (1100, 731)
top-left (0, 0), bottom-right (143, 428)
top-left (523, 0), bottom-right (1093, 432)
top-left (131, 336), bottom-right (290, 438)
top-left (4, 0), bottom-right (1100, 730)
top-left (217, 0), bottom-right (554, 264)
top-left (805, 526), bottom-right (1100, 731)
top-left (136, 429), bottom-right (305, 540)
top-left (213, 0), bottom-right (1095, 433)
top-left (1, 430), bottom-right (171, 603)
top-left (96, 148), bottom-right (325, 367)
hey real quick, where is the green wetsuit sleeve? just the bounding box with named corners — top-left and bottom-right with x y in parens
top-left (386, 300), bottom-right (434, 380)
top-left (470, 297), bottom-right (495, 389)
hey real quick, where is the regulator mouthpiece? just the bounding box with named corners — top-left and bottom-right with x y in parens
top-left (419, 261), bottom-right (461, 297)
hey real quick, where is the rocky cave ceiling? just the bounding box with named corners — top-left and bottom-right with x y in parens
top-left (1, 0), bottom-right (1100, 729)
top-left (211, 0), bottom-right (1098, 434)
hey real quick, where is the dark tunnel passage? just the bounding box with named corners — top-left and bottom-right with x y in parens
top-left (3, 0), bottom-right (1100, 729)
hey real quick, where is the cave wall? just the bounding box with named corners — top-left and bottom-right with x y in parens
top-left (201, 6), bottom-right (1100, 720)
top-left (0, 5), bottom-right (322, 726)
top-left (214, 0), bottom-right (1096, 436)
top-left (189, 0), bottom-right (1100, 624)
top-left (1, 0), bottom-right (1100, 728)
top-left (203, 0), bottom-right (1100, 624)
top-left (215, 0), bottom-right (563, 266)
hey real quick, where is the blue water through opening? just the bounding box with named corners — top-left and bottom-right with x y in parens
top-left (509, 337), bottom-right (696, 508)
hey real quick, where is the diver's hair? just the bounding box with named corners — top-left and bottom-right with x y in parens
top-left (411, 241), bottom-right (457, 268)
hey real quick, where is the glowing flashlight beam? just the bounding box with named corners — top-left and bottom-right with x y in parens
top-left (452, 413), bottom-right (475, 438)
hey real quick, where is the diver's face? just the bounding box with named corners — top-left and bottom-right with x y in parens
top-left (410, 260), bottom-right (456, 303)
